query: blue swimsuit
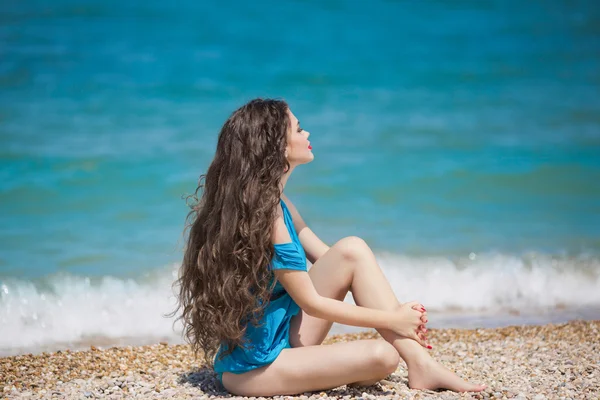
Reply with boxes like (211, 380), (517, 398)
(213, 198), (307, 384)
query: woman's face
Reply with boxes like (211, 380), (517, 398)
(285, 109), (314, 168)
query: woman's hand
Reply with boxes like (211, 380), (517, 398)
(389, 301), (430, 348)
(412, 303), (430, 347)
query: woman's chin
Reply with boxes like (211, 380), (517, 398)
(290, 154), (315, 167)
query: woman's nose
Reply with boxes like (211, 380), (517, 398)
(305, 130), (310, 138)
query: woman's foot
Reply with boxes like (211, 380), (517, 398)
(407, 358), (486, 392)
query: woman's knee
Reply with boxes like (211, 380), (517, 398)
(368, 341), (400, 375)
(333, 236), (371, 262)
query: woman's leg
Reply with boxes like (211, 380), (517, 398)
(289, 236), (485, 392)
(222, 339), (399, 396)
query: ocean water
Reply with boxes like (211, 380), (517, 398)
(1, 0), (599, 356)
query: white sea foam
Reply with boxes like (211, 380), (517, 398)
(0, 266), (185, 355)
(374, 251), (600, 312)
(1, 252), (599, 355)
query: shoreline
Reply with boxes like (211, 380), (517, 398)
(1, 320), (598, 399)
(5, 307), (600, 358)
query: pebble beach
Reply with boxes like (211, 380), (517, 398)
(1, 320), (598, 400)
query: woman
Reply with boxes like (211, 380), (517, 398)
(174, 99), (486, 396)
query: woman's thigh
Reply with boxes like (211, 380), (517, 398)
(222, 339), (399, 396)
(289, 238), (357, 347)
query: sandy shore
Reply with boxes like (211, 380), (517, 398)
(1, 320), (598, 399)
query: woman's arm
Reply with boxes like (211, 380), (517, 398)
(275, 268), (394, 330)
(281, 194), (330, 264)
(275, 268), (424, 343)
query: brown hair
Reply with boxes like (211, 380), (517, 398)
(170, 98), (291, 366)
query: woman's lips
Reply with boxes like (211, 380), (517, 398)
(308, 145), (312, 150)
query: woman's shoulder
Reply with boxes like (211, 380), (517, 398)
(280, 193), (294, 211)
(272, 202), (291, 245)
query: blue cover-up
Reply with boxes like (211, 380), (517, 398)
(213, 198), (307, 384)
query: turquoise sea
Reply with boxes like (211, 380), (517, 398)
(1, 0), (599, 355)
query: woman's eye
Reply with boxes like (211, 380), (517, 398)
(297, 127), (303, 133)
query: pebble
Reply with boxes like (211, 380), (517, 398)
(1, 320), (599, 399)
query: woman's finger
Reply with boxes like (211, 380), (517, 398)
(416, 331), (432, 349)
(410, 302), (425, 312)
(415, 315), (424, 326)
(412, 332), (427, 348)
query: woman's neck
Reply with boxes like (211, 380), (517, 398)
(279, 166), (294, 195)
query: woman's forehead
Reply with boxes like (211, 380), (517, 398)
(287, 109), (298, 125)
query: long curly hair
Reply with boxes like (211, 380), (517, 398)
(171, 98), (292, 367)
